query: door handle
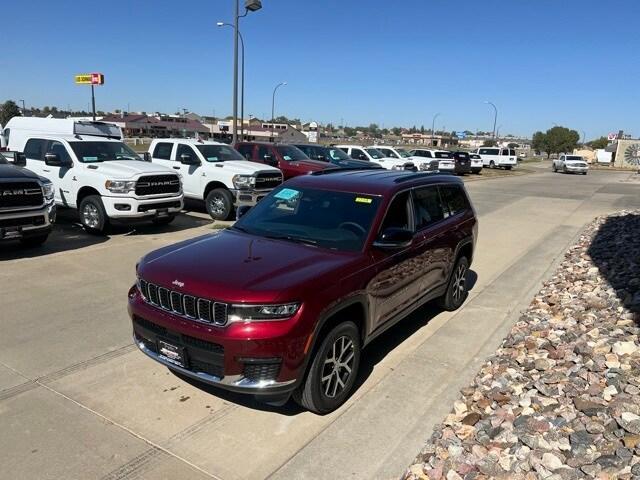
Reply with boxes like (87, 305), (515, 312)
(172, 166), (181, 170)
(43, 169), (51, 173)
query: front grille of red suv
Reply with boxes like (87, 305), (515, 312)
(139, 279), (228, 326)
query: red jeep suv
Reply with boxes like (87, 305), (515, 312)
(235, 142), (328, 179)
(129, 170), (477, 413)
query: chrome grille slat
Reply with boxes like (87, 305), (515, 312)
(138, 279), (228, 326)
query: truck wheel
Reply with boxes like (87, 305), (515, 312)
(79, 195), (109, 234)
(293, 321), (361, 415)
(205, 188), (233, 221)
(489, 161), (496, 169)
(20, 234), (49, 247)
(505, 166), (512, 170)
(438, 256), (469, 311)
(152, 215), (176, 226)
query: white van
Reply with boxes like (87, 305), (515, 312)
(5, 117), (183, 233)
(148, 139), (282, 220)
(474, 147), (517, 169)
(334, 145), (416, 170)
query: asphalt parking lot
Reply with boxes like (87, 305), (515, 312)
(1, 167), (638, 480)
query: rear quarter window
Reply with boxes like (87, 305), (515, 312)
(440, 184), (469, 216)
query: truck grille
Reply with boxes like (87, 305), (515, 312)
(254, 172), (283, 190)
(0, 182), (44, 209)
(135, 175), (181, 196)
(139, 279), (228, 326)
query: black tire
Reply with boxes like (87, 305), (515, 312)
(79, 195), (109, 234)
(293, 321), (361, 414)
(489, 160), (496, 169)
(582, 172), (588, 175)
(205, 188), (234, 221)
(20, 234), (49, 247)
(438, 256), (469, 311)
(505, 166), (512, 170)
(152, 215), (176, 226)
(553, 164), (557, 172)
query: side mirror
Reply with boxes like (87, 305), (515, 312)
(359, 154), (368, 161)
(180, 153), (200, 165)
(142, 152), (152, 162)
(316, 154), (327, 161)
(45, 153), (71, 167)
(373, 228), (413, 250)
(236, 205), (252, 220)
(13, 152), (26, 166)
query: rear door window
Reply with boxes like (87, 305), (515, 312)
(153, 142), (173, 160)
(413, 186), (446, 230)
(24, 138), (47, 160)
(440, 184), (469, 217)
(509, 149), (516, 156)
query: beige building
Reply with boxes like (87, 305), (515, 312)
(606, 139), (640, 169)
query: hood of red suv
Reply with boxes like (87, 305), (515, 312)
(138, 230), (360, 304)
(288, 159), (328, 171)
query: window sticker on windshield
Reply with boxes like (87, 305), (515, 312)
(83, 156), (98, 162)
(275, 188), (300, 200)
(355, 197), (373, 204)
(283, 155), (292, 161)
(207, 157), (219, 161)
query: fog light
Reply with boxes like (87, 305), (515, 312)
(114, 204), (132, 211)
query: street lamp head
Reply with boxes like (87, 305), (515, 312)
(245, 0), (262, 12)
(282, 82), (288, 86)
(216, 22), (224, 27)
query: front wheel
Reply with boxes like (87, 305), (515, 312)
(293, 321), (361, 414)
(20, 234), (49, 247)
(438, 256), (469, 311)
(489, 161), (496, 169)
(553, 164), (557, 172)
(79, 195), (109, 234)
(205, 188), (233, 221)
(505, 166), (512, 170)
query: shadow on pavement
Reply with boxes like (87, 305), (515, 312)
(172, 269), (479, 416)
(587, 212), (640, 322)
(0, 209), (211, 261)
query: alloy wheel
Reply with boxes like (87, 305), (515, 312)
(209, 195), (226, 216)
(452, 263), (467, 303)
(82, 203), (100, 228)
(321, 335), (355, 398)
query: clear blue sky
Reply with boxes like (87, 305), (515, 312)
(2, 0), (639, 139)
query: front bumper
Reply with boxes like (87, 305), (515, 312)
(102, 194), (184, 219)
(128, 287), (307, 396)
(0, 202), (56, 240)
(230, 188), (272, 207)
(565, 165), (589, 173)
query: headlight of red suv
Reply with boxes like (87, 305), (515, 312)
(227, 303), (300, 323)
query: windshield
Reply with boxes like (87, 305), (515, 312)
(435, 151), (453, 159)
(395, 148), (411, 158)
(365, 148), (385, 159)
(0, 153), (7, 164)
(567, 156), (584, 161)
(327, 148), (351, 161)
(196, 144), (245, 162)
(234, 186), (381, 252)
(69, 141), (141, 163)
(276, 145), (308, 161)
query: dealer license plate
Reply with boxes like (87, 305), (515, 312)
(158, 340), (186, 367)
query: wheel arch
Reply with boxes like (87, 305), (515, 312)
(204, 181), (230, 198)
(76, 186), (101, 206)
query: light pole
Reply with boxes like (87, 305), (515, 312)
(226, 0), (262, 145)
(218, 22), (245, 140)
(581, 130), (586, 145)
(271, 81), (287, 123)
(484, 101), (498, 138)
(431, 113), (441, 146)
(19, 99), (25, 115)
(496, 125), (503, 139)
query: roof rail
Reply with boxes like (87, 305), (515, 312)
(393, 171), (457, 183)
(310, 167), (383, 176)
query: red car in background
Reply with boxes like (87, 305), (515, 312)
(235, 142), (328, 179)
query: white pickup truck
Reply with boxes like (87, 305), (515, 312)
(148, 139), (283, 220)
(334, 145), (416, 170)
(4, 117), (184, 233)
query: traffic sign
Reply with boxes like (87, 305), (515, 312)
(75, 73), (104, 85)
(456, 131), (466, 139)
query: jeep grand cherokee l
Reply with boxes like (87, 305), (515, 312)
(129, 170), (477, 413)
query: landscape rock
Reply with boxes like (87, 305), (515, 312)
(401, 211), (640, 480)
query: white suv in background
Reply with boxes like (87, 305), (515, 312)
(469, 153), (483, 174)
(374, 146), (422, 163)
(148, 139), (283, 220)
(474, 147), (517, 169)
(335, 145), (416, 170)
(552, 154), (589, 175)
(408, 149), (455, 172)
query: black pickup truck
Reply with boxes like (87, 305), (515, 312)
(0, 152), (56, 246)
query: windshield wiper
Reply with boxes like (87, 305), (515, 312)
(263, 233), (317, 246)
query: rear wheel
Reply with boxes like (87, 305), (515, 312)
(438, 256), (469, 311)
(489, 160), (496, 169)
(505, 166), (512, 170)
(553, 163), (557, 172)
(79, 195), (109, 234)
(293, 321), (361, 414)
(205, 188), (233, 221)
(20, 234), (48, 247)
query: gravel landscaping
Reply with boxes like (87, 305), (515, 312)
(402, 210), (640, 480)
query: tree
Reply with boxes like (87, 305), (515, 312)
(392, 127), (402, 136)
(482, 139), (497, 147)
(507, 142), (518, 149)
(0, 100), (21, 126)
(343, 126), (356, 137)
(544, 126), (580, 156)
(420, 125), (425, 134)
(587, 137), (609, 149)
(531, 131), (547, 155)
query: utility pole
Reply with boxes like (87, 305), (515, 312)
(485, 101), (498, 138)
